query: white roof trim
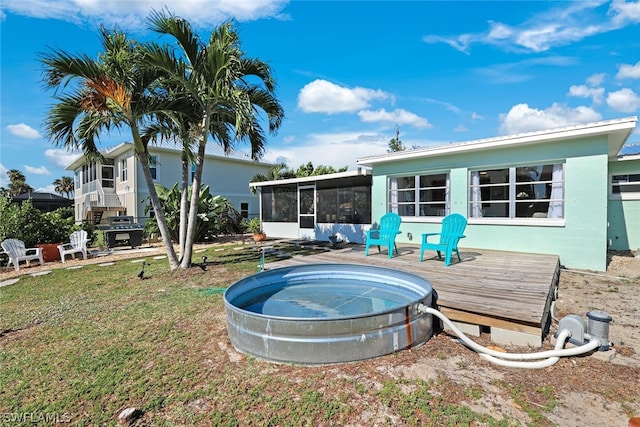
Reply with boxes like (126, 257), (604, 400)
(617, 154), (640, 161)
(357, 116), (638, 166)
(66, 141), (274, 170)
(249, 168), (371, 188)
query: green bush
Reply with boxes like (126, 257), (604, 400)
(143, 183), (245, 243)
(0, 196), (81, 247)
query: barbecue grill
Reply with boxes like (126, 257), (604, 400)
(97, 216), (144, 249)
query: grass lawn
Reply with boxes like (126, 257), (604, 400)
(0, 242), (566, 426)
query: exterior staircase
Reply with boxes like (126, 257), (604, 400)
(82, 184), (126, 224)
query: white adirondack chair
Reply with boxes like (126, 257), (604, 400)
(1, 239), (45, 271)
(57, 230), (90, 263)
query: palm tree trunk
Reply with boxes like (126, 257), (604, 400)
(137, 149), (180, 270)
(178, 152), (189, 260)
(180, 111), (212, 269)
(180, 135), (207, 269)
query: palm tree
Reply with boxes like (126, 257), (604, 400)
(145, 11), (285, 268)
(53, 176), (74, 198)
(7, 169), (27, 183)
(40, 26), (180, 269)
(249, 162), (294, 194)
(6, 169), (33, 196)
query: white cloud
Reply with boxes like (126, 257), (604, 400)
(424, 1), (638, 54)
(24, 165), (51, 175)
(587, 73), (606, 86)
(499, 103), (602, 135)
(36, 184), (56, 193)
(297, 80), (390, 114)
(609, 0), (640, 26)
(471, 112), (484, 121)
(476, 56), (577, 84)
(6, 123), (41, 139)
(568, 84), (605, 104)
(263, 131), (389, 170)
(616, 61), (640, 79)
(44, 148), (81, 168)
(358, 109), (431, 129)
(2, 0), (290, 29)
(606, 88), (640, 112)
(0, 163), (8, 187)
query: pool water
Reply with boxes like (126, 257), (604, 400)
(237, 280), (416, 318)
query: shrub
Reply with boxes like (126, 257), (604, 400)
(143, 183), (245, 243)
(0, 196), (80, 246)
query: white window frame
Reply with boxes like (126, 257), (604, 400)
(388, 172), (450, 219)
(610, 172), (640, 200)
(469, 163), (565, 224)
(120, 159), (128, 182)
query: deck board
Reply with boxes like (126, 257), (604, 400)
(267, 243), (559, 340)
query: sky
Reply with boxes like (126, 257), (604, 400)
(1, 0), (640, 194)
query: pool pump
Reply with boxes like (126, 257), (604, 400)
(557, 311), (613, 351)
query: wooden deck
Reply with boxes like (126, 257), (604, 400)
(267, 243), (560, 346)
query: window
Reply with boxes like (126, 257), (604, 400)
(611, 173), (640, 198)
(82, 162), (97, 184)
(74, 171), (80, 190)
(262, 185), (297, 222)
(240, 202), (249, 219)
(120, 159), (128, 182)
(388, 173), (449, 217)
(101, 165), (114, 188)
(469, 163), (564, 219)
(316, 185), (371, 224)
(191, 162), (196, 182)
(150, 155), (158, 180)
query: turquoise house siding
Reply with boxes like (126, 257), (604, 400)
(608, 158), (640, 252)
(361, 117), (638, 272)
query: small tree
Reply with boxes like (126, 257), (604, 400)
(387, 125), (405, 152)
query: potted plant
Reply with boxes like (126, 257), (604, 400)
(247, 217), (267, 242)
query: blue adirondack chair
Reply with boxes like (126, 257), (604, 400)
(365, 212), (402, 258)
(419, 213), (467, 266)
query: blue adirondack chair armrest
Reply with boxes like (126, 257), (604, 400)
(421, 232), (441, 241)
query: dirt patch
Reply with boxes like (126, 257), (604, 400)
(388, 251), (640, 425)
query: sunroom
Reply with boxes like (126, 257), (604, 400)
(249, 169), (372, 243)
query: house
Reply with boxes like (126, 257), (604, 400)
(65, 142), (274, 226)
(356, 116), (639, 272)
(249, 168), (372, 243)
(12, 191), (73, 212)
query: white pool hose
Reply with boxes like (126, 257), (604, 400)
(417, 304), (601, 369)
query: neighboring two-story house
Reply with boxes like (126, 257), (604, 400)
(65, 142), (274, 226)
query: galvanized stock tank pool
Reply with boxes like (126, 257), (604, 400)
(223, 263), (434, 364)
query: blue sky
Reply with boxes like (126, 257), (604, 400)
(1, 0), (640, 193)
